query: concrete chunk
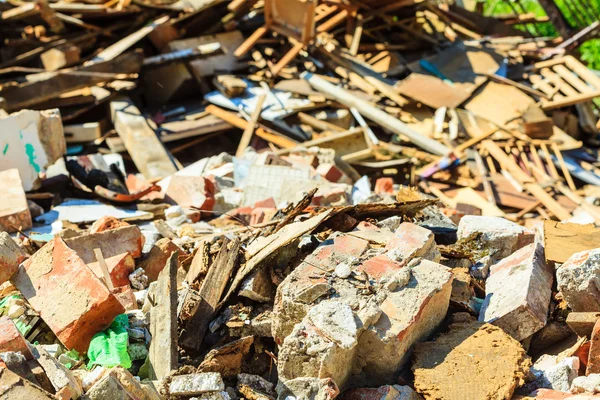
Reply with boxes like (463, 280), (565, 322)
(275, 377), (339, 400)
(339, 385), (423, 400)
(168, 373), (225, 396)
(12, 237), (125, 352)
(557, 248), (600, 312)
(457, 216), (535, 262)
(33, 346), (83, 399)
(0, 109), (65, 191)
(479, 241), (553, 341)
(412, 321), (531, 400)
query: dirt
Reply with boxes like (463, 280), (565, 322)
(412, 320), (531, 400)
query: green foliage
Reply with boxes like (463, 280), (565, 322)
(483, 0), (600, 70)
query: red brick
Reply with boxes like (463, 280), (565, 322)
(358, 254), (403, 280)
(254, 198), (277, 209)
(12, 237), (125, 353)
(333, 235), (370, 258)
(374, 178), (394, 195)
(166, 176), (215, 211)
(139, 238), (180, 282)
(588, 318), (600, 375)
(317, 163), (343, 183)
(87, 252), (135, 288)
(0, 316), (33, 360)
(64, 225), (144, 263)
(112, 286), (138, 311)
(355, 221), (379, 231)
(250, 207), (277, 226)
(89, 216), (130, 234)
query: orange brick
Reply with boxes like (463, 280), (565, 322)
(374, 178), (394, 195)
(89, 216), (130, 234)
(139, 238), (180, 282)
(112, 286), (138, 311)
(12, 237), (125, 353)
(87, 252), (135, 288)
(0, 316), (33, 360)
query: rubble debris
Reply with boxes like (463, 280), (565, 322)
(2, 1), (600, 399)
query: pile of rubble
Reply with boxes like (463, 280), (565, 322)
(3, 0), (600, 399)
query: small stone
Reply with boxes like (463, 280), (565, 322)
(169, 373), (225, 396)
(335, 263), (352, 279)
(129, 268), (149, 290)
(571, 374), (600, 394)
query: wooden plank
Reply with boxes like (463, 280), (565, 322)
(0, 51), (143, 112)
(186, 241), (209, 284)
(236, 95), (266, 158)
(483, 140), (571, 221)
(206, 105), (297, 149)
(544, 220), (600, 264)
(110, 98), (178, 179)
(93, 248), (114, 291)
(221, 209), (334, 307)
(90, 16), (170, 64)
(553, 64), (593, 94)
(485, 73), (549, 99)
(64, 122), (103, 143)
(540, 68), (578, 97)
(180, 237), (241, 351)
(149, 253), (178, 380)
(565, 55), (600, 90)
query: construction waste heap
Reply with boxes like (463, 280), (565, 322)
(3, 0), (600, 399)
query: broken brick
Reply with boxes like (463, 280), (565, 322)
(0, 316), (33, 360)
(0, 232), (28, 284)
(87, 252), (135, 288)
(64, 225), (145, 264)
(12, 237), (125, 353)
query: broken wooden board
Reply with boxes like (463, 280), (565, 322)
(465, 81), (536, 127)
(528, 56), (600, 110)
(168, 31), (246, 83)
(221, 209), (334, 306)
(0, 51), (143, 112)
(110, 98), (178, 180)
(544, 220), (600, 264)
(277, 128), (370, 158)
(180, 237), (241, 351)
(149, 252), (178, 380)
(395, 73), (472, 109)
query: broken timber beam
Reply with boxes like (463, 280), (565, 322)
(0, 50), (143, 112)
(110, 98), (178, 180)
(180, 237), (241, 351)
(302, 72), (450, 156)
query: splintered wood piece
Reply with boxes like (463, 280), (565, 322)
(234, 25), (269, 57)
(206, 104), (297, 149)
(270, 41), (304, 77)
(552, 143), (577, 191)
(180, 237), (241, 351)
(93, 248), (114, 290)
(237, 94), (266, 157)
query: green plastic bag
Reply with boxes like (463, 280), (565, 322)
(87, 314), (132, 369)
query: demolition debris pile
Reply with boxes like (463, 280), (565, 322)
(2, 0), (600, 399)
